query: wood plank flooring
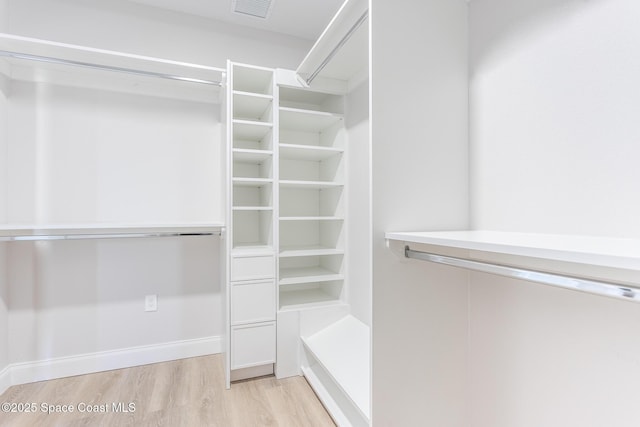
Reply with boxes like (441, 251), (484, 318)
(0, 354), (335, 426)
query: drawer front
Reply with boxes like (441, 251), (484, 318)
(231, 280), (276, 325)
(231, 255), (275, 282)
(231, 322), (276, 369)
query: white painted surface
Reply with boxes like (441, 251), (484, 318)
(8, 335), (220, 388)
(230, 321), (276, 369)
(127, 0), (344, 41)
(4, 0), (311, 69)
(230, 254), (275, 282)
(470, 0), (640, 239)
(345, 76), (371, 327)
(386, 230), (640, 271)
(467, 1), (640, 426)
(230, 280), (276, 325)
(7, 82), (221, 224)
(7, 237), (220, 364)
(371, 0), (469, 426)
(0, 243), (7, 388)
(302, 315), (370, 418)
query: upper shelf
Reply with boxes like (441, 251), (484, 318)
(296, 0), (368, 87)
(385, 230), (640, 271)
(0, 33), (225, 103)
(0, 223), (224, 241)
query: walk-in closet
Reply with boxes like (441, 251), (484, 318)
(2, 0), (640, 426)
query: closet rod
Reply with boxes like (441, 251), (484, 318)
(305, 10), (368, 85)
(404, 246), (640, 303)
(3, 231), (222, 242)
(0, 50), (223, 86)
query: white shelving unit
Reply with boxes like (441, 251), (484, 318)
(225, 62), (278, 385)
(278, 84), (346, 311)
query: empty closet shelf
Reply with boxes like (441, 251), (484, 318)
(232, 177), (273, 186)
(233, 148), (273, 162)
(232, 91), (273, 122)
(279, 107), (343, 132)
(233, 120), (273, 140)
(280, 245), (345, 257)
(302, 315), (370, 420)
(279, 144), (343, 161)
(232, 206), (273, 211)
(279, 267), (343, 285)
(279, 288), (342, 310)
(280, 216), (343, 221)
(279, 180), (343, 189)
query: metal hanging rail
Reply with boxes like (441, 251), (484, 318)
(0, 49), (223, 86)
(1, 230), (223, 242)
(404, 245), (640, 303)
(305, 10), (368, 85)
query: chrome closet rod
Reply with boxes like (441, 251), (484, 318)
(404, 246), (640, 303)
(305, 10), (368, 85)
(0, 50), (223, 86)
(1, 231), (222, 242)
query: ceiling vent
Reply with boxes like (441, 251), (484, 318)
(232, 0), (274, 19)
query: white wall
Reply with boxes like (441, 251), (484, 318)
(468, 1), (640, 426)
(5, 0), (311, 69)
(346, 75), (371, 327)
(0, 65), (8, 384)
(7, 82), (219, 224)
(8, 237), (219, 362)
(371, 0), (469, 425)
(470, 0), (640, 238)
(0, 0), (309, 387)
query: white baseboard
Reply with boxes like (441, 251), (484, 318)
(0, 335), (220, 394)
(0, 364), (11, 397)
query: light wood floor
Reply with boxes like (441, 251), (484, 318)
(0, 354), (335, 426)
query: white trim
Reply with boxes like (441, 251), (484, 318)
(0, 336), (220, 393)
(0, 364), (11, 396)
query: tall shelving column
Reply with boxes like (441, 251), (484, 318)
(277, 86), (346, 310)
(226, 62), (278, 383)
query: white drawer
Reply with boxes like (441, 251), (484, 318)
(231, 255), (275, 281)
(231, 322), (276, 369)
(231, 280), (276, 325)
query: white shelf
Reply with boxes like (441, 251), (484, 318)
(279, 107), (343, 132)
(233, 120), (273, 141)
(279, 144), (344, 161)
(0, 223), (224, 241)
(232, 206), (273, 211)
(231, 245), (274, 256)
(279, 288), (342, 310)
(279, 266), (343, 285)
(280, 245), (345, 258)
(233, 148), (273, 163)
(301, 315), (370, 421)
(232, 177), (273, 187)
(280, 180), (343, 189)
(233, 91), (273, 122)
(385, 230), (640, 271)
(280, 216), (343, 222)
(0, 33), (224, 103)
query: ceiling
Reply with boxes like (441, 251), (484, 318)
(126, 0), (346, 40)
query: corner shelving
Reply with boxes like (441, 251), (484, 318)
(225, 62), (278, 385)
(277, 84), (346, 313)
